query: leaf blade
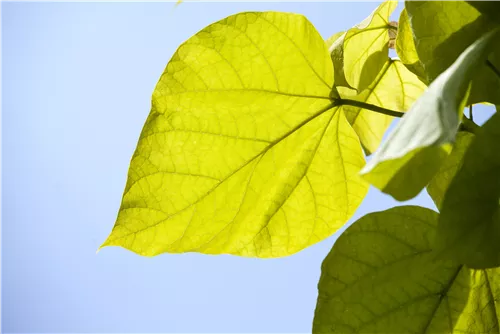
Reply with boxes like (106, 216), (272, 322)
(436, 112), (500, 268)
(339, 59), (427, 155)
(101, 11), (369, 257)
(361, 27), (500, 201)
(313, 205), (500, 333)
(406, 1), (500, 105)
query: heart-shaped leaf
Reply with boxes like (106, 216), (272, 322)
(101, 12), (368, 257)
(314, 205), (500, 333)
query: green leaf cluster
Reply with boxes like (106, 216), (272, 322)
(100, 1), (500, 332)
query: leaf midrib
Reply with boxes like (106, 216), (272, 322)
(111, 102), (338, 241)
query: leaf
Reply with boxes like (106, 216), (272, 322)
(395, 9), (427, 83)
(427, 131), (474, 210)
(466, 1), (500, 24)
(325, 31), (345, 50)
(338, 59), (427, 155)
(313, 206), (500, 334)
(406, 1), (500, 105)
(436, 112), (500, 268)
(330, 1), (397, 91)
(101, 12), (368, 258)
(361, 27), (500, 201)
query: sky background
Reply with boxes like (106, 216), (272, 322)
(2, 2), (496, 333)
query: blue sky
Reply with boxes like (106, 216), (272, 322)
(2, 2), (495, 333)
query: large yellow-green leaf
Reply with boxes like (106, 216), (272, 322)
(436, 112), (500, 268)
(330, 1), (397, 91)
(361, 27), (500, 201)
(313, 206), (500, 333)
(406, 1), (500, 105)
(339, 59), (426, 155)
(427, 131), (474, 210)
(101, 12), (368, 258)
(395, 8), (426, 83)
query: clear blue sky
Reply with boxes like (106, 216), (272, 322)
(2, 2), (495, 333)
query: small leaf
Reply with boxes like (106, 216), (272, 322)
(427, 131), (474, 210)
(339, 59), (426, 155)
(436, 112), (500, 268)
(406, 1), (500, 104)
(395, 8), (427, 83)
(313, 206), (500, 334)
(101, 12), (369, 258)
(361, 27), (500, 201)
(330, 1), (397, 91)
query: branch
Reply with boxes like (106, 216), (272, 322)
(338, 99), (405, 118)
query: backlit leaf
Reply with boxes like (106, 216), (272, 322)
(313, 206), (500, 333)
(361, 27), (500, 201)
(330, 1), (397, 91)
(339, 59), (426, 155)
(406, 1), (500, 104)
(101, 12), (368, 258)
(436, 112), (500, 268)
(325, 31), (344, 50)
(427, 131), (474, 210)
(395, 8), (426, 83)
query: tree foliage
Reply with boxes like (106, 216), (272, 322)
(101, 1), (500, 332)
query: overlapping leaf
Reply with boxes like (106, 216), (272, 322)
(338, 59), (426, 155)
(467, 2), (500, 24)
(427, 132), (474, 210)
(329, 1), (397, 91)
(314, 206), (500, 334)
(436, 112), (500, 268)
(325, 31), (344, 50)
(361, 27), (500, 201)
(406, 1), (500, 104)
(101, 12), (368, 258)
(395, 9), (426, 83)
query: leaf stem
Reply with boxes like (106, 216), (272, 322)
(459, 114), (480, 134)
(486, 60), (500, 79)
(338, 99), (405, 118)
(469, 104), (473, 122)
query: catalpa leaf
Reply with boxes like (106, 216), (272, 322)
(101, 12), (368, 258)
(406, 1), (500, 104)
(330, 1), (397, 91)
(395, 9), (426, 83)
(427, 131), (474, 210)
(313, 206), (500, 334)
(361, 27), (500, 201)
(436, 111), (500, 269)
(339, 59), (426, 155)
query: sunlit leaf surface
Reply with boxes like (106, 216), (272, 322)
(406, 1), (500, 104)
(339, 59), (426, 155)
(314, 206), (500, 333)
(361, 28), (500, 201)
(102, 12), (368, 257)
